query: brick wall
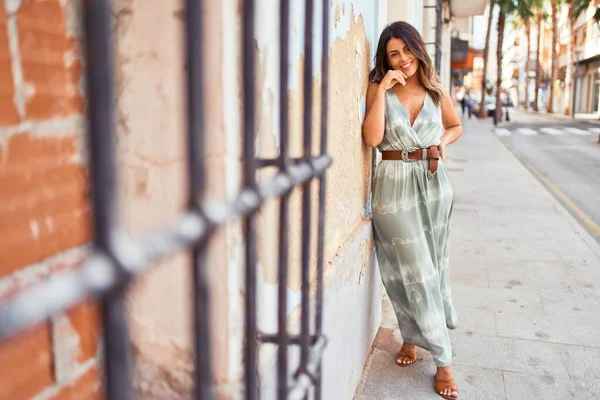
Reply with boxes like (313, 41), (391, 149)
(0, 1), (102, 399)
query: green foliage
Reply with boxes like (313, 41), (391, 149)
(573, 0), (592, 20)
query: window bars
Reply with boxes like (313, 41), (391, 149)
(0, 0), (331, 399)
(424, 0), (444, 74)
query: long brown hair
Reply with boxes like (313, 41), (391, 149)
(369, 21), (444, 105)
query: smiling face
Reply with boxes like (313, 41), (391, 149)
(386, 37), (419, 78)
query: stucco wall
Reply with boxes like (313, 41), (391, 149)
(114, 0), (236, 397)
(252, 1), (384, 398)
(112, 0), (385, 398)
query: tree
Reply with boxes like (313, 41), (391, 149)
(495, 0), (518, 124)
(479, 0), (496, 118)
(532, 6), (547, 112)
(513, 0), (541, 110)
(546, 0), (559, 113)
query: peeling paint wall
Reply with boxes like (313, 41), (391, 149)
(0, 0), (457, 398)
(251, 0), (385, 398)
(109, 0), (389, 397)
(113, 0), (235, 397)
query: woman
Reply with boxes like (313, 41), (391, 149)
(362, 21), (462, 399)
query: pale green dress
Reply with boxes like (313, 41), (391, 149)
(372, 89), (459, 367)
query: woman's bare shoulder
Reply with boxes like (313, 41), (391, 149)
(439, 91), (454, 106)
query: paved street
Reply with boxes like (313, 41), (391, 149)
(493, 110), (600, 242)
(355, 116), (600, 399)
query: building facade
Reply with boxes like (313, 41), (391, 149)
(503, 1), (600, 117)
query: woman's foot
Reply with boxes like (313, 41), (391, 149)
(395, 342), (417, 366)
(435, 366), (458, 399)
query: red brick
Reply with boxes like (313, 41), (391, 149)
(17, 0), (83, 120)
(0, 132), (91, 277)
(49, 364), (103, 400)
(65, 300), (101, 363)
(0, 323), (54, 400)
(0, 4), (19, 126)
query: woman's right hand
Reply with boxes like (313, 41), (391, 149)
(379, 69), (407, 91)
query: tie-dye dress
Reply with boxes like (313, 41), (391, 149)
(372, 89), (459, 367)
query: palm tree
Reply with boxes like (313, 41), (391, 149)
(532, 6), (547, 111)
(564, 0), (593, 115)
(511, 2), (536, 110)
(522, 19), (532, 110)
(495, 0), (518, 124)
(479, 0), (496, 118)
(525, 1), (545, 110)
(546, 0), (560, 113)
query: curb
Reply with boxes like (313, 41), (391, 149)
(518, 108), (600, 126)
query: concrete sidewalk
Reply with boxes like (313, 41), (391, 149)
(501, 107), (600, 126)
(354, 117), (600, 399)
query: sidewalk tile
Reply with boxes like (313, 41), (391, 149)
(495, 313), (582, 346)
(452, 365), (506, 400)
(450, 333), (569, 378)
(503, 371), (588, 400)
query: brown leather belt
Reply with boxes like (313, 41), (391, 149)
(381, 145), (440, 179)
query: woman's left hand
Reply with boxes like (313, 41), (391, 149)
(438, 141), (447, 163)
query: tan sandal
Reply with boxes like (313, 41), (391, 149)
(395, 344), (417, 366)
(434, 378), (458, 399)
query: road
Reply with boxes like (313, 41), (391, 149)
(492, 119), (600, 242)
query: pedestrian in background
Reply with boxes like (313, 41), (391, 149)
(466, 95), (473, 119)
(361, 20), (463, 400)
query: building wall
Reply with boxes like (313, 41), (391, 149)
(0, 0), (103, 399)
(388, 0), (423, 32)
(253, 1), (385, 398)
(0, 0), (454, 399)
(1, 0), (387, 399)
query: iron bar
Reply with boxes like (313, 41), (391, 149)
(314, 1), (330, 398)
(316, 0), (329, 342)
(435, 0), (442, 74)
(83, 0), (133, 398)
(242, 0), (258, 398)
(259, 333), (319, 345)
(287, 335), (328, 400)
(300, 0), (315, 385)
(184, 0), (206, 205)
(101, 293), (133, 400)
(183, 0), (214, 398)
(256, 157), (303, 168)
(277, 0), (291, 399)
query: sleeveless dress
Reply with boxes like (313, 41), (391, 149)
(372, 88), (459, 367)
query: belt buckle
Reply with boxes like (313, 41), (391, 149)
(421, 148), (427, 160)
(401, 146), (419, 163)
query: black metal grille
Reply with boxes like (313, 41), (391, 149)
(0, 1), (331, 399)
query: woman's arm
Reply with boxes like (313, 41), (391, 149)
(362, 83), (387, 147)
(439, 92), (462, 162)
(362, 71), (406, 147)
